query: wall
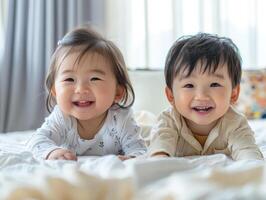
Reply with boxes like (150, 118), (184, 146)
(129, 70), (169, 115)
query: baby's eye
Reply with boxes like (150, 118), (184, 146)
(210, 82), (221, 87)
(64, 78), (74, 82)
(90, 77), (101, 81)
(183, 84), (194, 88)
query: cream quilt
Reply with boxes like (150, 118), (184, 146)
(0, 118), (266, 200)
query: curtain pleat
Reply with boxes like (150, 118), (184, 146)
(0, 0), (104, 132)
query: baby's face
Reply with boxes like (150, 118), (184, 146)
(167, 63), (239, 133)
(52, 51), (122, 122)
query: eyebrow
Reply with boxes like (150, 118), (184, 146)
(179, 73), (225, 80)
(212, 73), (225, 79)
(90, 68), (106, 75)
(61, 69), (74, 74)
(61, 67), (107, 75)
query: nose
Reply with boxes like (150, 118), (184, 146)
(194, 87), (210, 101)
(75, 81), (90, 94)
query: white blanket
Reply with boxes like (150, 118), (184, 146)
(0, 119), (266, 200)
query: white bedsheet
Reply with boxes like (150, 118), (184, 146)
(0, 119), (266, 200)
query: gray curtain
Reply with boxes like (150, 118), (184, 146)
(0, 0), (104, 132)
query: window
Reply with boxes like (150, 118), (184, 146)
(105, 0), (266, 70)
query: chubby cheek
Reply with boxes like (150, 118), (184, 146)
(55, 94), (68, 107)
(215, 89), (232, 103)
(98, 88), (116, 103)
(54, 85), (72, 104)
(100, 81), (117, 96)
(172, 90), (191, 106)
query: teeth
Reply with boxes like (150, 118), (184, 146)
(79, 101), (88, 104)
(196, 106), (209, 109)
(193, 106), (212, 111)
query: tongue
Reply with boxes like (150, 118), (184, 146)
(75, 101), (92, 107)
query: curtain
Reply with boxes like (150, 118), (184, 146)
(0, 0), (104, 132)
(0, 0), (7, 58)
(105, 0), (266, 70)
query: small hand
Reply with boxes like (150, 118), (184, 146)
(151, 152), (170, 158)
(117, 155), (136, 161)
(47, 148), (77, 161)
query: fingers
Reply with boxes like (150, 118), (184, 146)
(64, 152), (77, 161)
(118, 155), (127, 161)
(151, 152), (170, 157)
(47, 149), (77, 161)
(118, 155), (135, 161)
(57, 156), (66, 160)
(153, 154), (169, 158)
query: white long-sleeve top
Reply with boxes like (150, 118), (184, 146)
(148, 106), (264, 160)
(27, 105), (146, 159)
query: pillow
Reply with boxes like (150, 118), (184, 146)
(236, 69), (266, 119)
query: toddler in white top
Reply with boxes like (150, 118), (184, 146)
(27, 27), (146, 160)
(148, 33), (263, 160)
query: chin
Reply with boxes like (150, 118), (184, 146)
(201, 118), (220, 126)
(197, 121), (215, 126)
(73, 114), (92, 121)
(191, 117), (218, 125)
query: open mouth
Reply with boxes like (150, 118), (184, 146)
(73, 100), (94, 107)
(192, 106), (214, 113)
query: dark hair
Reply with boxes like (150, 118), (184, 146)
(46, 26), (134, 112)
(164, 33), (242, 90)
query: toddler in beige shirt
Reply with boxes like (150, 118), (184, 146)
(148, 33), (263, 161)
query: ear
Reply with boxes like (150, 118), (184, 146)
(114, 85), (125, 103)
(165, 86), (175, 105)
(51, 85), (56, 97)
(230, 84), (240, 104)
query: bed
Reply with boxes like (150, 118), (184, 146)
(1, 70), (266, 199)
(0, 117), (266, 200)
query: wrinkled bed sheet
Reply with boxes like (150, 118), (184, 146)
(0, 119), (266, 200)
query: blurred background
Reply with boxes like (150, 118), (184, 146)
(0, 0), (266, 132)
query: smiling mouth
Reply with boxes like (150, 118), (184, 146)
(73, 101), (94, 107)
(192, 106), (214, 112)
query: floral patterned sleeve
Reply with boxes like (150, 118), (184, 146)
(119, 108), (147, 157)
(26, 106), (68, 159)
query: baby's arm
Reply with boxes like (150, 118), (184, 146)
(228, 118), (264, 160)
(118, 109), (147, 159)
(147, 111), (179, 157)
(26, 107), (71, 160)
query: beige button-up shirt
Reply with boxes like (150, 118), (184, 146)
(148, 106), (263, 160)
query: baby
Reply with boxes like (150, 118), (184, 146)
(148, 33), (263, 160)
(27, 26), (146, 160)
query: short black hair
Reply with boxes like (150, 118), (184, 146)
(164, 33), (242, 90)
